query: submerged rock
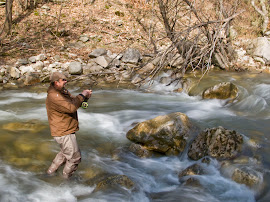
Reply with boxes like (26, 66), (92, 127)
(126, 112), (192, 156)
(128, 143), (153, 158)
(232, 167), (263, 188)
(94, 175), (135, 192)
(2, 120), (47, 133)
(188, 126), (243, 160)
(202, 82), (238, 100)
(178, 164), (206, 178)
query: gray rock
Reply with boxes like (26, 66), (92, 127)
(79, 35), (89, 42)
(122, 48), (141, 64)
(10, 67), (20, 79)
(83, 63), (104, 74)
(94, 56), (111, 68)
(15, 59), (28, 67)
(53, 55), (61, 62)
(28, 56), (37, 63)
(19, 65), (34, 75)
(41, 5), (50, 10)
(32, 61), (44, 71)
(69, 61), (82, 75)
(250, 37), (270, 61)
(89, 48), (107, 58)
(0, 66), (6, 76)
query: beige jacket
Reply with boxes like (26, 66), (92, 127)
(46, 85), (84, 137)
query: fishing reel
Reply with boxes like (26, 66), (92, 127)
(81, 101), (88, 109)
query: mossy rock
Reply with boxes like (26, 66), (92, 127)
(202, 82), (238, 100)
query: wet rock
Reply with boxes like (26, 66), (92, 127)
(202, 82), (238, 100)
(89, 48), (107, 58)
(9, 157), (32, 166)
(122, 48), (141, 64)
(232, 167), (263, 188)
(188, 126), (243, 160)
(2, 120), (47, 133)
(183, 177), (202, 187)
(126, 112), (192, 155)
(14, 139), (37, 153)
(69, 61), (82, 75)
(178, 164), (206, 179)
(94, 175), (135, 192)
(24, 72), (41, 85)
(128, 143), (153, 158)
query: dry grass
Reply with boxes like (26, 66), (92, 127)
(0, 0), (262, 66)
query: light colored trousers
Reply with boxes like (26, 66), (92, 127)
(47, 133), (81, 178)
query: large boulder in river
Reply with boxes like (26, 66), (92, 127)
(188, 126), (243, 160)
(202, 82), (238, 100)
(126, 112), (192, 155)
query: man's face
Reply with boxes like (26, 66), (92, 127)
(54, 78), (67, 90)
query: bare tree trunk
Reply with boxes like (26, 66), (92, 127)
(251, 0), (269, 35)
(5, 0), (13, 35)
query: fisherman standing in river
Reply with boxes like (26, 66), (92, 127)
(46, 72), (92, 179)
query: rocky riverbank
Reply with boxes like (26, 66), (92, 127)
(1, 37), (270, 91)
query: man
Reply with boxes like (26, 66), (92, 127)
(46, 71), (92, 179)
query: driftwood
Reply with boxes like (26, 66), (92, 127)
(251, 0), (269, 35)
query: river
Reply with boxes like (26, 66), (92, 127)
(0, 71), (269, 202)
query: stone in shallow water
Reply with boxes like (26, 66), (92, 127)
(202, 82), (238, 100)
(2, 120), (47, 133)
(232, 167), (263, 188)
(188, 126), (243, 160)
(94, 175), (134, 192)
(126, 112), (192, 155)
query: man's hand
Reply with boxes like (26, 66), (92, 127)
(81, 89), (92, 99)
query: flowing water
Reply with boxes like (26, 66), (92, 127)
(0, 71), (270, 202)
